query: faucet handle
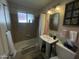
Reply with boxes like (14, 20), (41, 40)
(53, 36), (56, 40)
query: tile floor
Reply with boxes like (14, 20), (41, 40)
(14, 49), (44, 59)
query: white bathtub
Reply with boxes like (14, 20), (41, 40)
(56, 42), (76, 59)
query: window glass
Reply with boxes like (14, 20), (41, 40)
(28, 14), (34, 23)
(17, 12), (34, 23)
(17, 12), (27, 23)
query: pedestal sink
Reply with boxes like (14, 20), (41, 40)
(40, 35), (58, 44)
(40, 35), (58, 59)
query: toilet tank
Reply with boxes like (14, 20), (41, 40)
(56, 43), (76, 59)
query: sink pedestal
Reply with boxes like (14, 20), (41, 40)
(40, 35), (58, 59)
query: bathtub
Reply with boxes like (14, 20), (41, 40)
(56, 41), (76, 59)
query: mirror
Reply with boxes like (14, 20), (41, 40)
(49, 13), (60, 31)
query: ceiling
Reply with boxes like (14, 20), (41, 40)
(7, 0), (54, 12)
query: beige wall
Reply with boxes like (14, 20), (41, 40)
(47, 0), (74, 32)
(46, 0), (79, 39)
(57, 0), (79, 32)
(41, 0), (79, 36)
(45, 0), (79, 59)
(45, 0), (79, 48)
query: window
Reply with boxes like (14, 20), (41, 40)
(27, 13), (34, 23)
(17, 12), (34, 23)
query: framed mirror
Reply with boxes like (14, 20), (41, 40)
(49, 13), (60, 31)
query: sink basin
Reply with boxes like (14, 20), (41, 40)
(40, 35), (58, 44)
